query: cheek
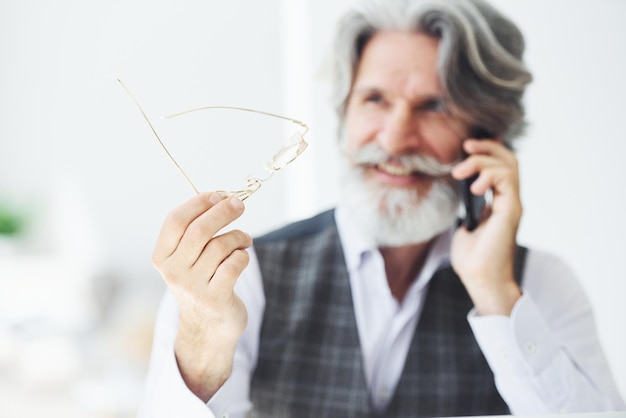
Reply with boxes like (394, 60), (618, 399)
(420, 124), (465, 162)
(344, 108), (382, 152)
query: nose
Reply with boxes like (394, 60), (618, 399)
(376, 104), (423, 156)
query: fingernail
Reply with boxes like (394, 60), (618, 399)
(209, 193), (224, 204)
(229, 196), (244, 210)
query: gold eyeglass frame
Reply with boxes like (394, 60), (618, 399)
(117, 79), (309, 200)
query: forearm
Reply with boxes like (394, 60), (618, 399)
(174, 331), (238, 402)
(140, 245), (264, 418)
(140, 262), (263, 418)
(463, 276), (522, 316)
(138, 292), (218, 418)
(470, 294), (625, 413)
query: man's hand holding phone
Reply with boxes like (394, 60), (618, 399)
(450, 138), (523, 316)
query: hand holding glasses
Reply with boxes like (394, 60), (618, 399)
(117, 79), (308, 200)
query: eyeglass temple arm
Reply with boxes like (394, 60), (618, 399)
(118, 79), (309, 200)
(163, 106), (309, 135)
(117, 79), (200, 195)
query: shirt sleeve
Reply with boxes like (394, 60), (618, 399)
(468, 250), (626, 414)
(137, 248), (265, 418)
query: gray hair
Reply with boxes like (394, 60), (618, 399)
(333, 0), (533, 147)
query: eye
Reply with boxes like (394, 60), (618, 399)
(420, 98), (449, 113)
(363, 92), (386, 105)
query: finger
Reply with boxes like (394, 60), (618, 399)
(463, 139), (516, 163)
(207, 249), (251, 300)
(452, 149), (518, 180)
(191, 229), (253, 278)
(452, 154), (499, 180)
(153, 192), (225, 261)
(471, 165), (519, 196)
(175, 196), (246, 264)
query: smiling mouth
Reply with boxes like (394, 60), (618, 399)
(376, 161), (422, 177)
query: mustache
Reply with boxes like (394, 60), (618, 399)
(346, 143), (459, 177)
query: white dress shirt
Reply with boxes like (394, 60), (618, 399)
(138, 207), (625, 418)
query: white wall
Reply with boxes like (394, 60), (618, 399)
(0, 0), (290, 281)
(0, 0), (624, 407)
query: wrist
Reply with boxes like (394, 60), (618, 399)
(174, 331), (238, 402)
(466, 279), (522, 316)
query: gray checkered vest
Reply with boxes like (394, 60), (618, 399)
(250, 210), (526, 417)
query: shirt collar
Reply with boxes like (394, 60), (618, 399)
(335, 204), (454, 285)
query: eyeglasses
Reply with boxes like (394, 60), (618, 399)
(117, 79), (309, 200)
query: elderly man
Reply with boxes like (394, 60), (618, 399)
(139, 0), (625, 417)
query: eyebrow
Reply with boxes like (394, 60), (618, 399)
(351, 86), (384, 96)
(352, 86), (448, 103)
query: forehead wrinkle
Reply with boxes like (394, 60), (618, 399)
(402, 72), (444, 103)
(354, 31), (444, 104)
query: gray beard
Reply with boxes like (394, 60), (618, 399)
(339, 162), (461, 247)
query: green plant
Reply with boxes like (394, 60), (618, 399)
(0, 206), (24, 236)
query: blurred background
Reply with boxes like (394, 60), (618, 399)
(0, 0), (625, 416)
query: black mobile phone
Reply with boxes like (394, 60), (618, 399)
(459, 128), (491, 231)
